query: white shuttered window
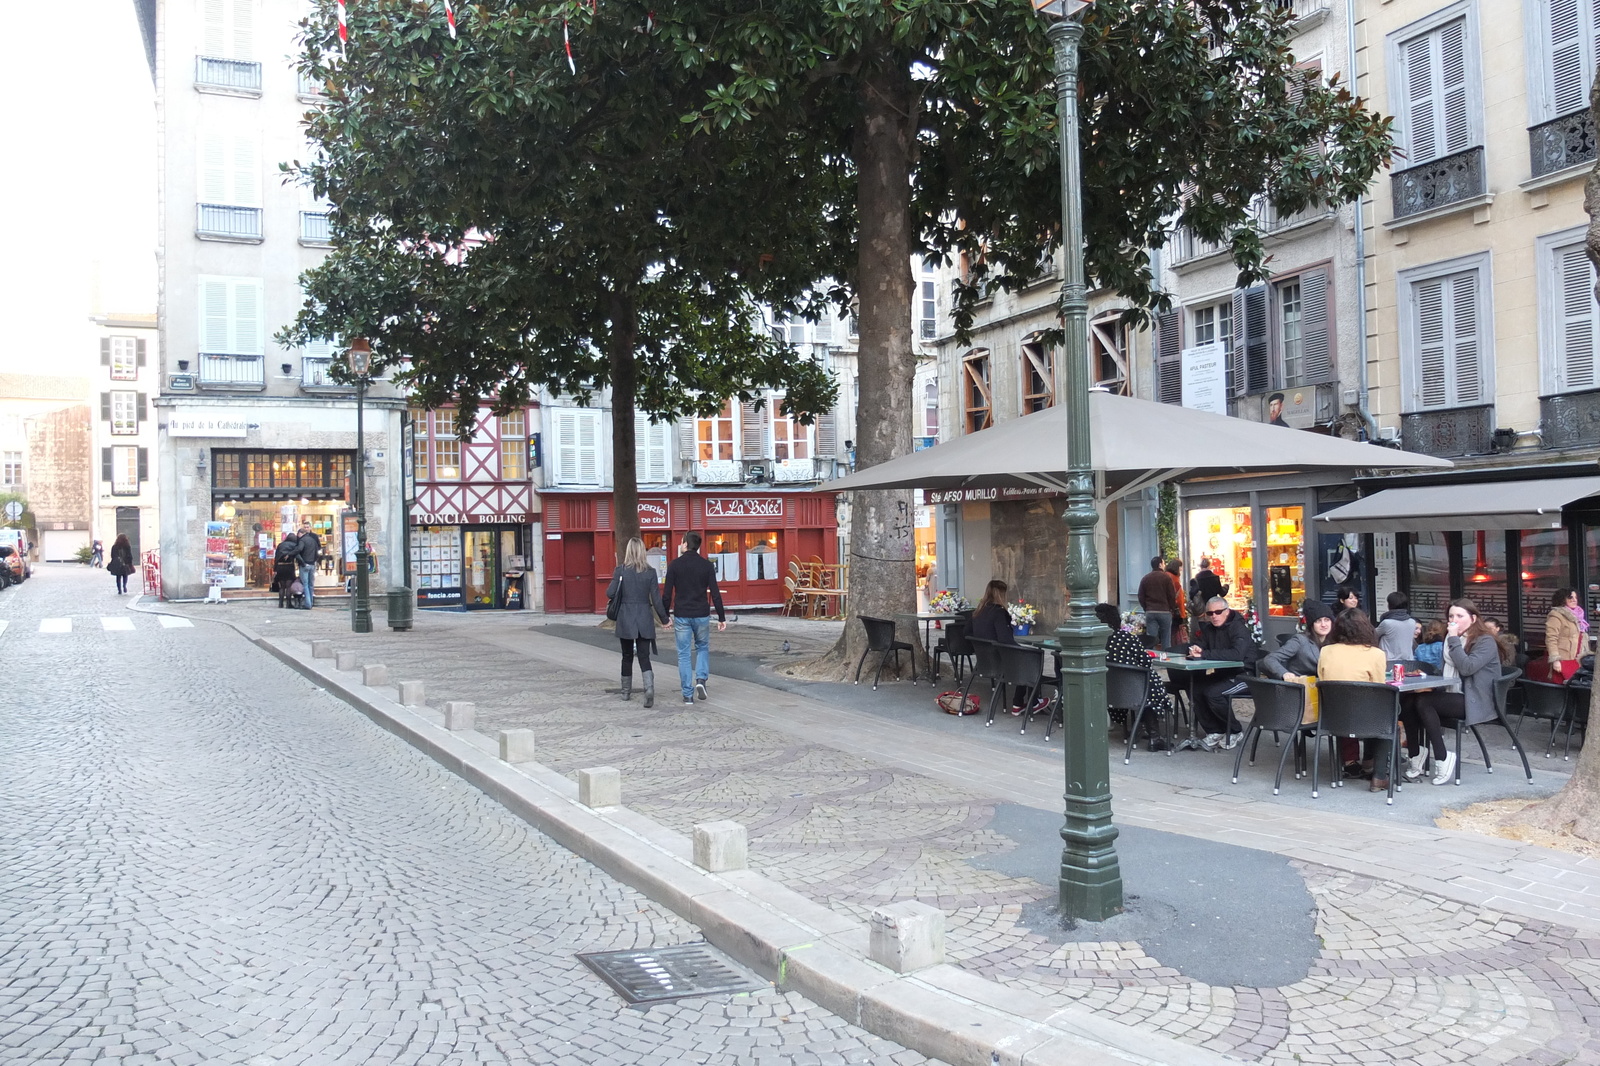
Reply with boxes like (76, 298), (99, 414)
(1393, 11), (1476, 165)
(1536, 0), (1600, 120)
(1539, 230), (1600, 393)
(634, 414), (671, 484)
(202, 0), (255, 59)
(553, 409), (601, 486)
(1401, 256), (1492, 412)
(199, 131), (260, 206)
(197, 276), (264, 354)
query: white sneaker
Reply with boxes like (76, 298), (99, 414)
(1431, 751), (1457, 785)
(1224, 732), (1244, 750)
(1402, 752), (1430, 782)
(1199, 733), (1223, 752)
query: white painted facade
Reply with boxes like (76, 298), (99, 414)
(90, 313), (162, 561)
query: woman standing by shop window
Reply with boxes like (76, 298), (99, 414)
(607, 537), (669, 708)
(1545, 589), (1585, 682)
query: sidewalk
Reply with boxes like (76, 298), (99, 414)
(147, 598), (1600, 1065)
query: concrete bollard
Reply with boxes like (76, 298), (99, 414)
(335, 650), (358, 671)
(869, 901), (945, 973)
(396, 680), (425, 706)
(443, 701), (475, 731)
(311, 639), (334, 659)
(692, 820), (748, 873)
(498, 729), (537, 764)
(577, 766), (621, 808)
(362, 664), (389, 687)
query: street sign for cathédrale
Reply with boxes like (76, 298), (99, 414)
(166, 410), (249, 437)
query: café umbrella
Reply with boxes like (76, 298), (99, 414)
(819, 390), (1450, 502)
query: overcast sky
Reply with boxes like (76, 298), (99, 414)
(0, 0), (158, 378)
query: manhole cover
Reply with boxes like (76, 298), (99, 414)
(578, 942), (766, 1004)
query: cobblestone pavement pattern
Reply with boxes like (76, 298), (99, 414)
(170, 591), (1600, 1066)
(0, 567), (940, 1066)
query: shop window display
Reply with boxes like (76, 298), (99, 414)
(1521, 528), (1570, 650)
(1461, 530), (1508, 622)
(210, 499), (342, 591)
(743, 532), (779, 582)
(410, 527), (463, 595)
(1263, 507), (1304, 616)
(1187, 507), (1252, 611)
(704, 532), (741, 583)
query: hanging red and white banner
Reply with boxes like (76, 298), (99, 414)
(336, 0), (348, 46)
(443, 0), (456, 38)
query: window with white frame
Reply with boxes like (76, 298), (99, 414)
(198, 129), (260, 208)
(1538, 227), (1600, 394)
(411, 409), (430, 483)
(201, 0), (255, 60)
(697, 401), (736, 461)
(923, 380), (939, 437)
(1531, 0), (1600, 122)
(919, 262), (938, 340)
(634, 412), (671, 484)
(1273, 269), (1333, 389)
(110, 391), (139, 436)
(500, 410), (527, 480)
(552, 408), (601, 485)
(110, 446), (142, 496)
(2, 451), (20, 485)
(108, 337), (140, 380)
(1389, 5), (1481, 167)
(198, 276), (263, 354)
(1191, 300), (1234, 355)
(1399, 253), (1493, 412)
(771, 410), (811, 461)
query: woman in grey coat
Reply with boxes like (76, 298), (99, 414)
(1406, 598), (1507, 784)
(606, 537), (670, 708)
(1261, 601), (1334, 681)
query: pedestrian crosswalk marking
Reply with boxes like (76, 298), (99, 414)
(39, 618), (71, 633)
(157, 616), (194, 629)
(101, 617), (135, 631)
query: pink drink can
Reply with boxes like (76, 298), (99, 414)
(1392, 664), (1405, 684)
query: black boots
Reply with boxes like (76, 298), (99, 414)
(642, 671), (655, 709)
(621, 675), (633, 701)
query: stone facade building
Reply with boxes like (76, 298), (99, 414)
(0, 375), (94, 561)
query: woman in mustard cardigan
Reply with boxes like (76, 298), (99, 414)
(1317, 609), (1391, 792)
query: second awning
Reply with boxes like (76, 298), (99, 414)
(1314, 475), (1600, 533)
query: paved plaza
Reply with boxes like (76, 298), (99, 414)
(12, 564), (1600, 1064)
(0, 566), (937, 1066)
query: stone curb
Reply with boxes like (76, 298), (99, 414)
(124, 600), (1234, 1065)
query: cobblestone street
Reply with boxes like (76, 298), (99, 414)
(0, 566), (938, 1066)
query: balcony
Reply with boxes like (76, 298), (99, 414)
(196, 204), (263, 242)
(300, 357), (353, 392)
(1274, 0), (1330, 24)
(299, 211), (331, 245)
(1390, 146), (1486, 221)
(198, 353), (265, 389)
(1168, 198), (1332, 266)
(1401, 404), (1494, 458)
(772, 458), (817, 484)
(194, 56), (262, 94)
(693, 459), (743, 485)
(297, 70), (325, 98)
(1542, 388), (1600, 449)
(1529, 109), (1597, 180)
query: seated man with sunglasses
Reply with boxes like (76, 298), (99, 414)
(1187, 596), (1262, 750)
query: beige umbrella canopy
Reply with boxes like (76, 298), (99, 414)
(820, 390), (1450, 501)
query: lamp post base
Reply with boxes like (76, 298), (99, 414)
(352, 546), (372, 634)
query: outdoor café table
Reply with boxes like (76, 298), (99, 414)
(915, 612), (956, 682)
(1150, 654), (1252, 751)
(1390, 673), (1460, 694)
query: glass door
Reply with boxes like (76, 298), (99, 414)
(464, 529), (498, 608)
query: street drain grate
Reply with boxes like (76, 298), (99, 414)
(578, 942), (766, 1004)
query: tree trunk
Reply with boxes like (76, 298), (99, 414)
(1501, 73), (1600, 839)
(801, 55), (927, 682)
(609, 289), (641, 560)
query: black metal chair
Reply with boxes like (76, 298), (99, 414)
(1312, 680), (1403, 805)
(933, 620), (974, 683)
(1113, 663), (1165, 763)
(1447, 668), (1531, 784)
(961, 636), (1003, 714)
(1237, 677), (1316, 793)
(1517, 679), (1574, 758)
(853, 615), (917, 691)
(993, 643), (1049, 729)
(1560, 682), (1591, 760)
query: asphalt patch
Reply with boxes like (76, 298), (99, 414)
(969, 803), (1320, 988)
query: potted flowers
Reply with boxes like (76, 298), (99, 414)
(928, 589), (971, 614)
(1008, 599), (1040, 635)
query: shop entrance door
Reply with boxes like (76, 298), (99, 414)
(463, 529), (499, 608)
(116, 506), (140, 558)
(564, 532), (595, 612)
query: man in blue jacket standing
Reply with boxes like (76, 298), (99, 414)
(661, 532), (727, 707)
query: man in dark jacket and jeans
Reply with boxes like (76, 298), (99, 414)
(295, 523), (322, 609)
(1137, 555), (1178, 649)
(1188, 596), (1261, 750)
(662, 532), (726, 706)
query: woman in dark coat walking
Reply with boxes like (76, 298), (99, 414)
(606, 537), (670, 707)
(272, 532), (301, 608)
(107, 534), (135, 594)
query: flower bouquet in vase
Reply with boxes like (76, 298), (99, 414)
(928, 589), (971, 616)
(1008, 600), (1040, 636)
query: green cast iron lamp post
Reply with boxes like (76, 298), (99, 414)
(348, 337), (374, 635)
(1035, 0), (1125, 921)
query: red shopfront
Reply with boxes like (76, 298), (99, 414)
(541, 490), (839, 612)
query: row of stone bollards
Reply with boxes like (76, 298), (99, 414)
(307, 637), (946, 974)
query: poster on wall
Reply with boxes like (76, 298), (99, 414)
(1181, 342), (1227, 415)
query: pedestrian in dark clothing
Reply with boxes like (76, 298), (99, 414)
(295, 523), (322, 609)
(273, 533), (301, 608)
(661, 532), (726, 706)
(607, 537), (670, 707)
(107, 534), (135, 594)
(1137, 555), (1178, 649)
(1188, 595), (1260, 747)
(968, 579), (1017, 646)
(1096, 602), (1172, 747)
(1189, 559), (1225, 613)
(1375, 591), (1419, 660)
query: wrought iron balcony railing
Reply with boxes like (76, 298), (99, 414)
(198, 354), (265, 388)
(195, 56), (262, 92)
(1401, 404), (1494, 458)
(1529, 109), (1597, 179)
(1390, 145), (1486, 220)
(300, 211), (331, 244)
(300, 357), (352, 390)
(196, 204), (262, 241)
(1542, 388), (1600, 449)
